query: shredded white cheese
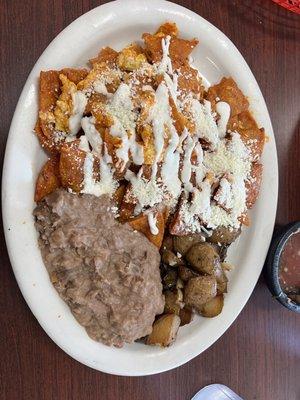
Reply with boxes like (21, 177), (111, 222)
(125, 170), (164, 211)
(190, 99), (219, 149)
(204, 132), (251, 178)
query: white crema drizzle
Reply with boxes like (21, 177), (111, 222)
(80, 118), (117, 197)
(69, 91), (87, 137)
(147, 212), (159, 235)
(81, 148), (117, 197)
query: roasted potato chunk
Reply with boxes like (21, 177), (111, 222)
(173, 234), (205, 255)
(164, 289), (183, 315)
(215, 264), (228, 294)
(179, 307), (193, 326)
(162, 269), (178, 290)
(161, 235), (174, 252)
(199, 294), (224, 318)
(161, 250), (183, 267)
(178, 264), (198, 282)
(185, 243), (220, 275)
(184, 276), (217, 312)
(34, 155), (61, 202)
(209, 226), (241, 245)
(146, 314), (181, 347)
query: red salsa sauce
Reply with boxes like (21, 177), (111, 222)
(279, 230), (300, 304)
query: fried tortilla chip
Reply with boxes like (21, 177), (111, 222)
(34, 120), (58, 154)
(169, 97), (187, 134)
(59, 140), (86, 192)
(38, 68), (88, 152)
(177, 65), (204, 101)
(142, 28), (198, 68)
(113, 184), (126, 209)
(89, 47), (119, 66)
(206, 77), (249, 117)
(229, 111), (265, 160)
(246, 162), (263, 209)
(34, 155), (61, 202)
(118, 183), (136, 221)
(156, 22), (179, 37)
(129, 211), (165, 248)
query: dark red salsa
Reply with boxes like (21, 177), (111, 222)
(279, 230), (300, 304)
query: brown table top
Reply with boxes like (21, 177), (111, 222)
(1, 1), (299, 399)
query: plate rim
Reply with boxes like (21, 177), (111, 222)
(2, 0), (278, 376)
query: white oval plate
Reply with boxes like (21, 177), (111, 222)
(2, 0), (278, 376)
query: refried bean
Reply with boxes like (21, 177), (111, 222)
(34, 189), (165, 347)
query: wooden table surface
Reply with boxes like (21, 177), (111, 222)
(0, 1), (299, 399)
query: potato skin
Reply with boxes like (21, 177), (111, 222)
(184, 276), (217, 312)
(146, 314), (181, 347)
(208, 227), (241, 246)
(161, 250), (183, 267)
(161, 236), (174, 252)
(199, 294), (224, 318)
(178, 264), (198, 282)
(215, 264), (228, 294)
(162, 269), (178, 290)
(185, 243), (220, 275)
(173, 234), (205, 255)
(164, 289), (183, 315)
(179, 307), (193, 326)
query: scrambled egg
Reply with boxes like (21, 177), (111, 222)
(53, 74), (77, 132)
